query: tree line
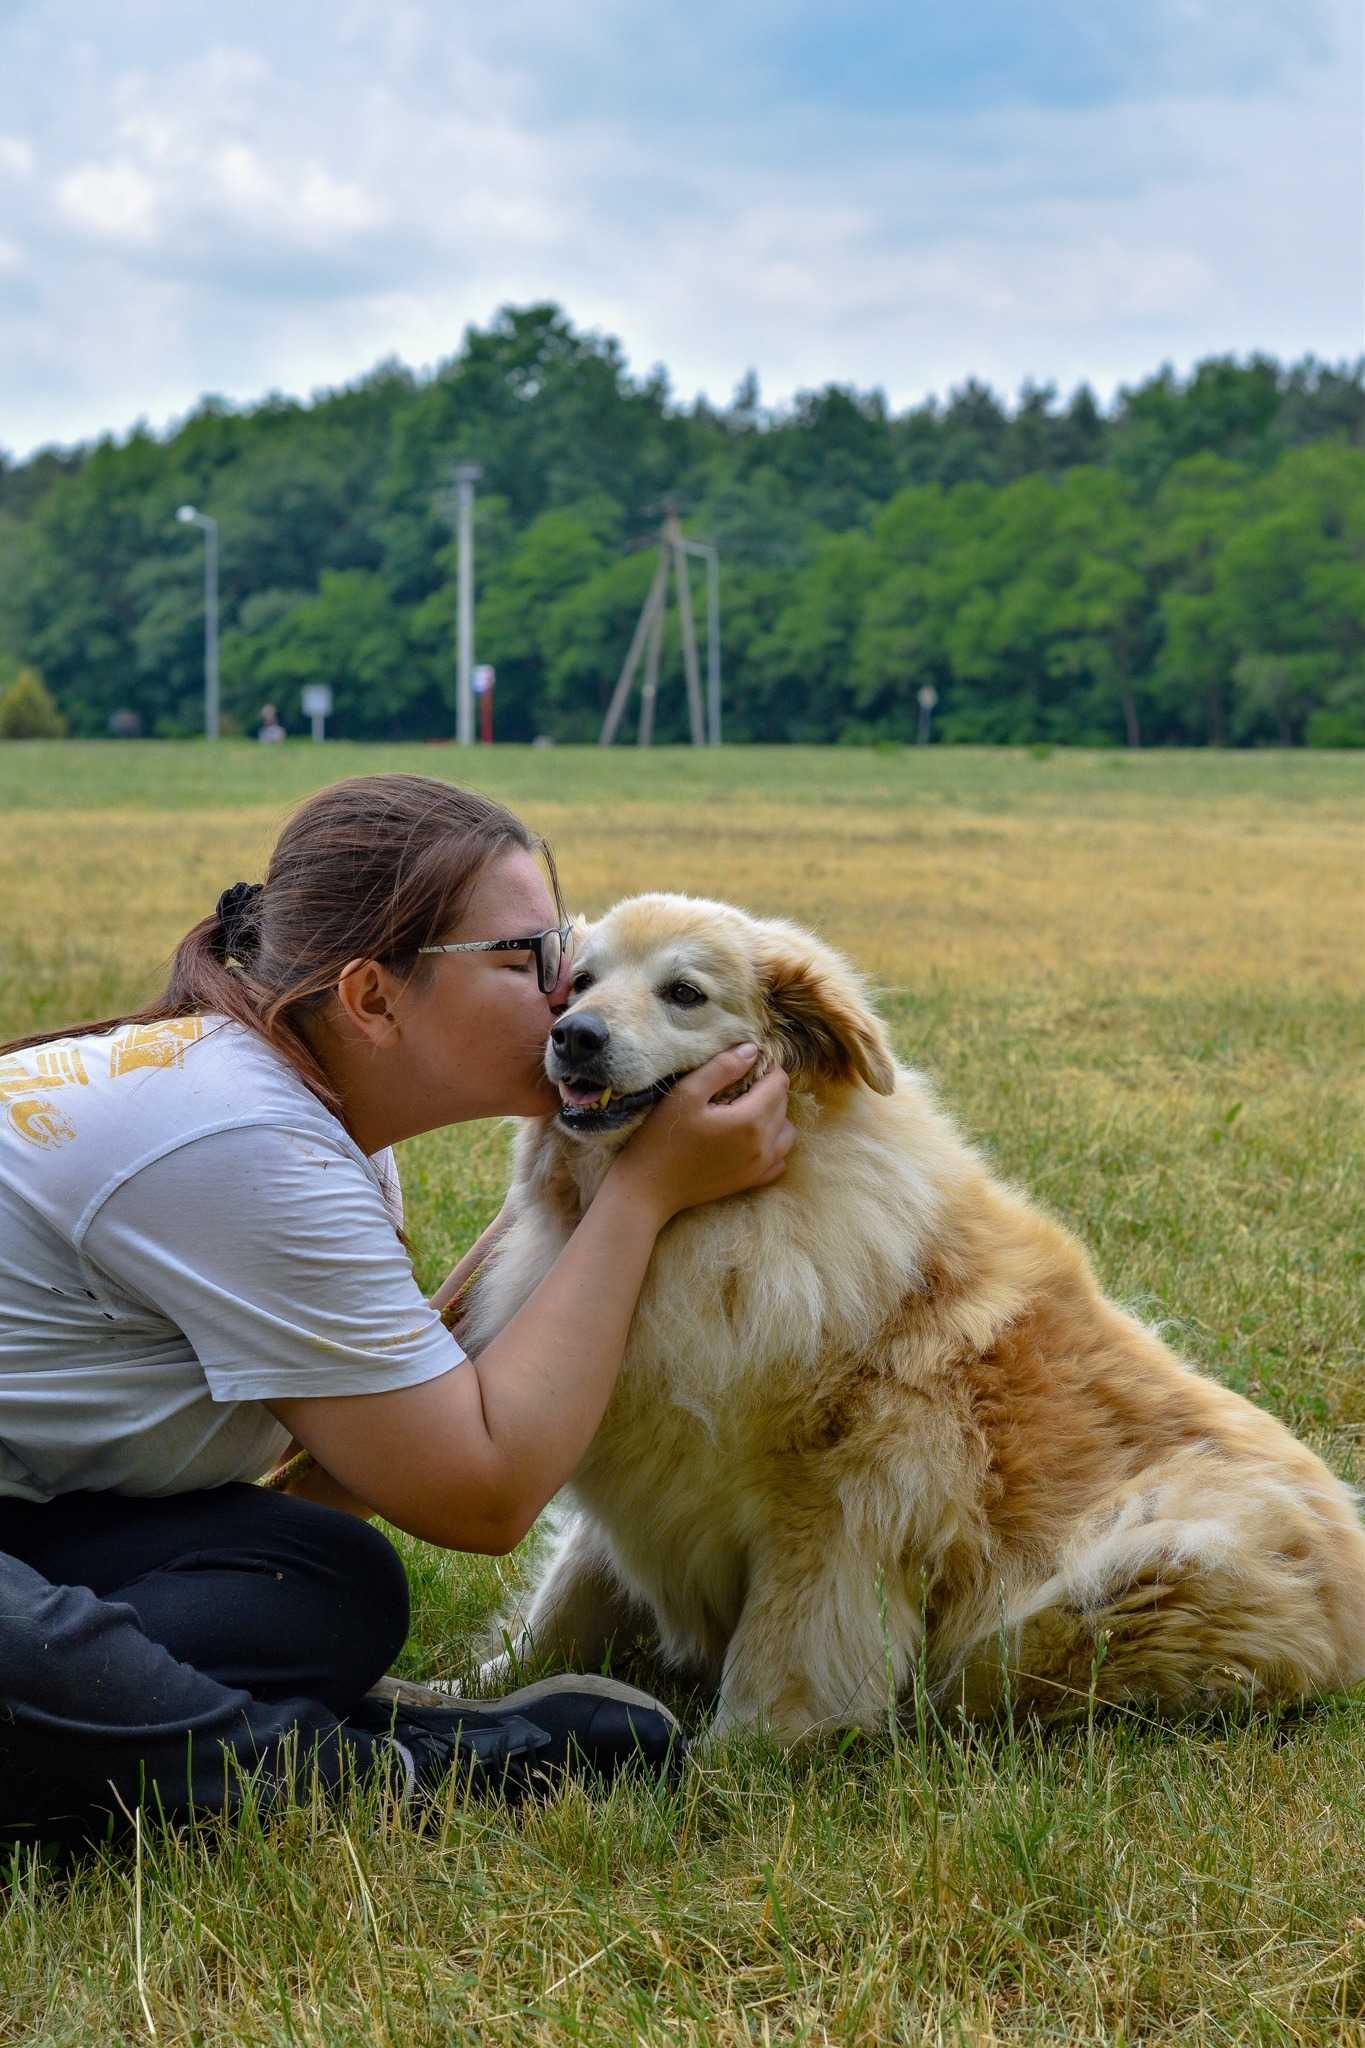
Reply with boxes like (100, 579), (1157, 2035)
(2, 304), (1363, 747)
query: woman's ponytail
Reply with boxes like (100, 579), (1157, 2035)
(1, 774), (555, 1125)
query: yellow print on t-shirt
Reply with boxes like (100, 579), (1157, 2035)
(108, 1018), (205, 1077)
(0, 1045), (90, 1150)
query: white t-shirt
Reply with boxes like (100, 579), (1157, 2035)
(0, 1015), (463, 1501)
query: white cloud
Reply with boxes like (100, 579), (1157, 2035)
(1, 0), (1361, 456)
(212, 143), (275, 209)
(295, 167), (384, 238)
(56, 160), (160, 244)
(0, 137), (35, 178)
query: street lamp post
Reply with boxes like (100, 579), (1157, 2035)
(682, 538), (722, 745)
(175, 505), (220, 741)
(452, 463), (482, 746)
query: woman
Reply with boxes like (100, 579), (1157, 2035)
(0, 773), (793, 1841)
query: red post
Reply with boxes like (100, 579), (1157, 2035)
(479, 680), (494, 745)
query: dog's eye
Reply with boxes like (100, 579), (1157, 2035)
(569, 971), (595, 997)
(663, 981), (707, 1008)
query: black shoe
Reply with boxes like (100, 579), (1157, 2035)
(361, 1674), (685, 1803)
(382, 1703), (553, 1806)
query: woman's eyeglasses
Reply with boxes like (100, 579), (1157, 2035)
(418, 923), (572, 996)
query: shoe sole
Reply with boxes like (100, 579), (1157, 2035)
(367, 1670), (682, 1737)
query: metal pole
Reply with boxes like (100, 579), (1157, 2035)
(175, 506), (220, 740)
(600, 547), (669, 745)
(683, 539), (720, 745)
(705, 548), (719, 746)
(668, 514), (705, 747)
(453, 463), (481, 746)
(203, 515), (219, 742)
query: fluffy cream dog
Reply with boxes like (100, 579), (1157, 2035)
(464, 895), (1365, 1742)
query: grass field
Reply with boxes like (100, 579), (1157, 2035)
(1, 742), (1363, 2044)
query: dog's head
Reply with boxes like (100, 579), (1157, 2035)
(547, 894), (896, 1140)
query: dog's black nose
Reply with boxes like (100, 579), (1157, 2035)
(551, 1010), (610, 1066)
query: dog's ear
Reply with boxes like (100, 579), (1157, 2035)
(755, 930), (897, 1096)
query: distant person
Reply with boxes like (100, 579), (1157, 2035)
(257, 703), (286, 743)
(0, 773), (792, 1846)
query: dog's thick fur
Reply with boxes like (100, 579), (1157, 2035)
(464, 895), (1365, 1742)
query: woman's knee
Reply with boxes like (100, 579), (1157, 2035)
(334, 1512), (411, 1648)
(247, 1492), (411, 1684)
(327, 1507), (411, 1679)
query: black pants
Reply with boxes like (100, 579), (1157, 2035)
(0, 1484), (410, 1844)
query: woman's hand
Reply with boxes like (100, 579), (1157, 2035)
(610, 1044), (794, 1226)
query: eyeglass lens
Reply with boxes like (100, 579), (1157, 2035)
(539, 929), (563, 993)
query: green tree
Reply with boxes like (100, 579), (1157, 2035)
(851, 484), (963, 731)
(1305, 672), (1365, 747)
(1147, 455), (1248, 743)
(233, 570), (436, 740)
(3, 314), (1364, 749)
(759, 386), (897, 531)
(746, 530), (881, 740)
(219, 589), (313, 731)
(1231, 652), (1330, 747)
(0, 665), (67, 738)
(538, 551), (661, 742)
(1044, 470), (1149, 746)
(475, 500), (617, 739)
(1112, 355), (1283, 495)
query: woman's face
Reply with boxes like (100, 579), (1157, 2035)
(391, 846), (570, 1126)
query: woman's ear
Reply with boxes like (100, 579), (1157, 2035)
(756, 929), (897, 1096)
(334, 957), (402, 1043)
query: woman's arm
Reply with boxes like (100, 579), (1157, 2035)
(272, 1448), (376, 1519)
(266, 1046), (791, 1553)
(267, 1194), (517, 1514)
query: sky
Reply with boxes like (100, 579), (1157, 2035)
(1, 0), (1362, 460)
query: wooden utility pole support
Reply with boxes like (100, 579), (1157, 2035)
(599, 548), (669, 746)
(638, 596), (664, 746)
(599, 508), (716, 747)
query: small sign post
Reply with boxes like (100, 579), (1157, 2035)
(916, 684), (938, 746)
(472, 664), (495, 744)
(301, 683), (333, 743)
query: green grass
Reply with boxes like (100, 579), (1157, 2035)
(2, 743), (1364, 2043)
(5, 737), (1365, 814)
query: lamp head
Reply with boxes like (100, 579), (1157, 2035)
(176, 505), (198, 524)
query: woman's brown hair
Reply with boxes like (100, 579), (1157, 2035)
(1, 774), (560, 1125)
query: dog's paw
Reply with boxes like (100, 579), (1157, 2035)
(705, 1693), (842, 1752)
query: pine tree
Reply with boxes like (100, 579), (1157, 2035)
(0, 666), (68, 739)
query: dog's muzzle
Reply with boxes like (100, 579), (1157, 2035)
(547, 1008), (683, 1134)
(553, 1071), (682, 1134)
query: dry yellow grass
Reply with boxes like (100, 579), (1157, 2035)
(1, 742), (1363, 2044)
(4, 779), (1361, 1003)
